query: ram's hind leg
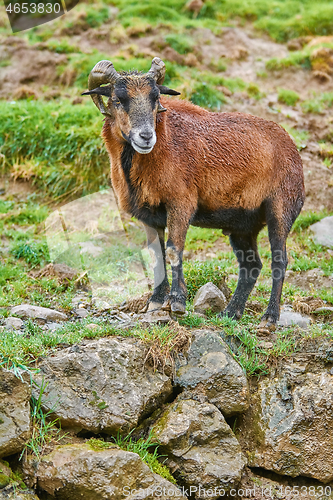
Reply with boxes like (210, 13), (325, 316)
(259, 197), (303, 332)
(144, 225), (170, 311)
(223, 232), (262, 320)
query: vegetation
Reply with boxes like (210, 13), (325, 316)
(88, 430), (176, 483)
(0, 0), (332, 379)
(278, 88), (300, 106)
(21, 379), (64, 459)
(0, 100), (109, 199)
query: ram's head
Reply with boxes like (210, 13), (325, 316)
(82, 57), (180, 154)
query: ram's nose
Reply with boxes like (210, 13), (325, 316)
(139, 130), (154, 142)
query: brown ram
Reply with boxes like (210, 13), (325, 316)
(83, 57), (305, 331)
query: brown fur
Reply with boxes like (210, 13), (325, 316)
(103, 97), (304, 218)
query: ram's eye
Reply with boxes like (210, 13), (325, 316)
(113, 99), (121, 106)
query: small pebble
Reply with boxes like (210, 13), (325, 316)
(5, 317), (24, 330)
(47, 322), (63, 331)
(75, 308), (89, 318)
(86, 323), (99, 331)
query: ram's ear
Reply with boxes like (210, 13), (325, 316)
(82, 85), (112, 97)
(158, 85), (181, 96)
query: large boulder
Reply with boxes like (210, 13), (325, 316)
(23, 443), (186, 500)
(175, 330), (249, 416)
(153, 398), (246, 499)
(33, 337), (173, 433)
(0, 368), (31, 458)
(239, 363), (333, 482)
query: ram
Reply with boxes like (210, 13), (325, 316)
(83, 57), (305, 331)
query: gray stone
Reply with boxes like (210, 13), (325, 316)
(10, 304), (67, 321)
(153, 398), (246, 498)
(46, 322), (64, 331)
(310, 216), (333, 248)
(278, 310), (312, 328)
(79, 241), (103, 257)
(74, 308), (89, 318)
(239, 366), (333, 482)
(23, 443), (186, 500)
(4, 317), (24, 330)
(175, 330), (249, 416)
(0, 368), (31, 458)
(33, 337), (173, 433)
(193, 282), (227, 313)
(91, 298), (111, 311)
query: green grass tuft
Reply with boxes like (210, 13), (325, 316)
(183, 260), (227, 301)
(278, 88), (300, 106)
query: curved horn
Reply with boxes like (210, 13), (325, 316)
(87, 60), (119, 116)
(147, 57), (166, 85)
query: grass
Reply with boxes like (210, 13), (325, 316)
(266, 50), (312, 71)
(110, 0), (333, 41)
(0, 0), (333, 385)
(88, 430), (176, 483)
(0, 100), (109, 199)
(165, 33), (195, 55)
(0, 315), (190, 372)
(278, 88), (300, 106)
(301, 92), (333, 114)
(183, 260), (229, 301)
(21, 379), (64, 459)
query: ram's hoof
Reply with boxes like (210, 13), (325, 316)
(171, 301), (186, 314)
(147, 301), (163, 312)
(257, 319), (276, 334)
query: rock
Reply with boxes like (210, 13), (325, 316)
(74, 308), (89, 318)
(23, 443), (186, 500)
(278, 310), (311, 328)
(258, 341), (273, 349)
(46, 322), (64, 331)
(239, 365), (333, 482)
(0, 488), (40, 500)
(86, 323), (99, 331)
(309, 216), (333, 248)
(175, 330), (249, 416)
(33, 337), (173, 433)
(153, 398), (246, 498)
(0, 368), (31, 458)
(4, 317), (24, 330)
(193, 282), (227, 314)
(91, 298), (111, 311)
(79, 241), (103, 257)
(10, 304), (67, 321)
(138, 310), (172, 324)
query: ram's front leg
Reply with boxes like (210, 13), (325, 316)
(163, 206), (193, 314)
(143, 224), (170, 311)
